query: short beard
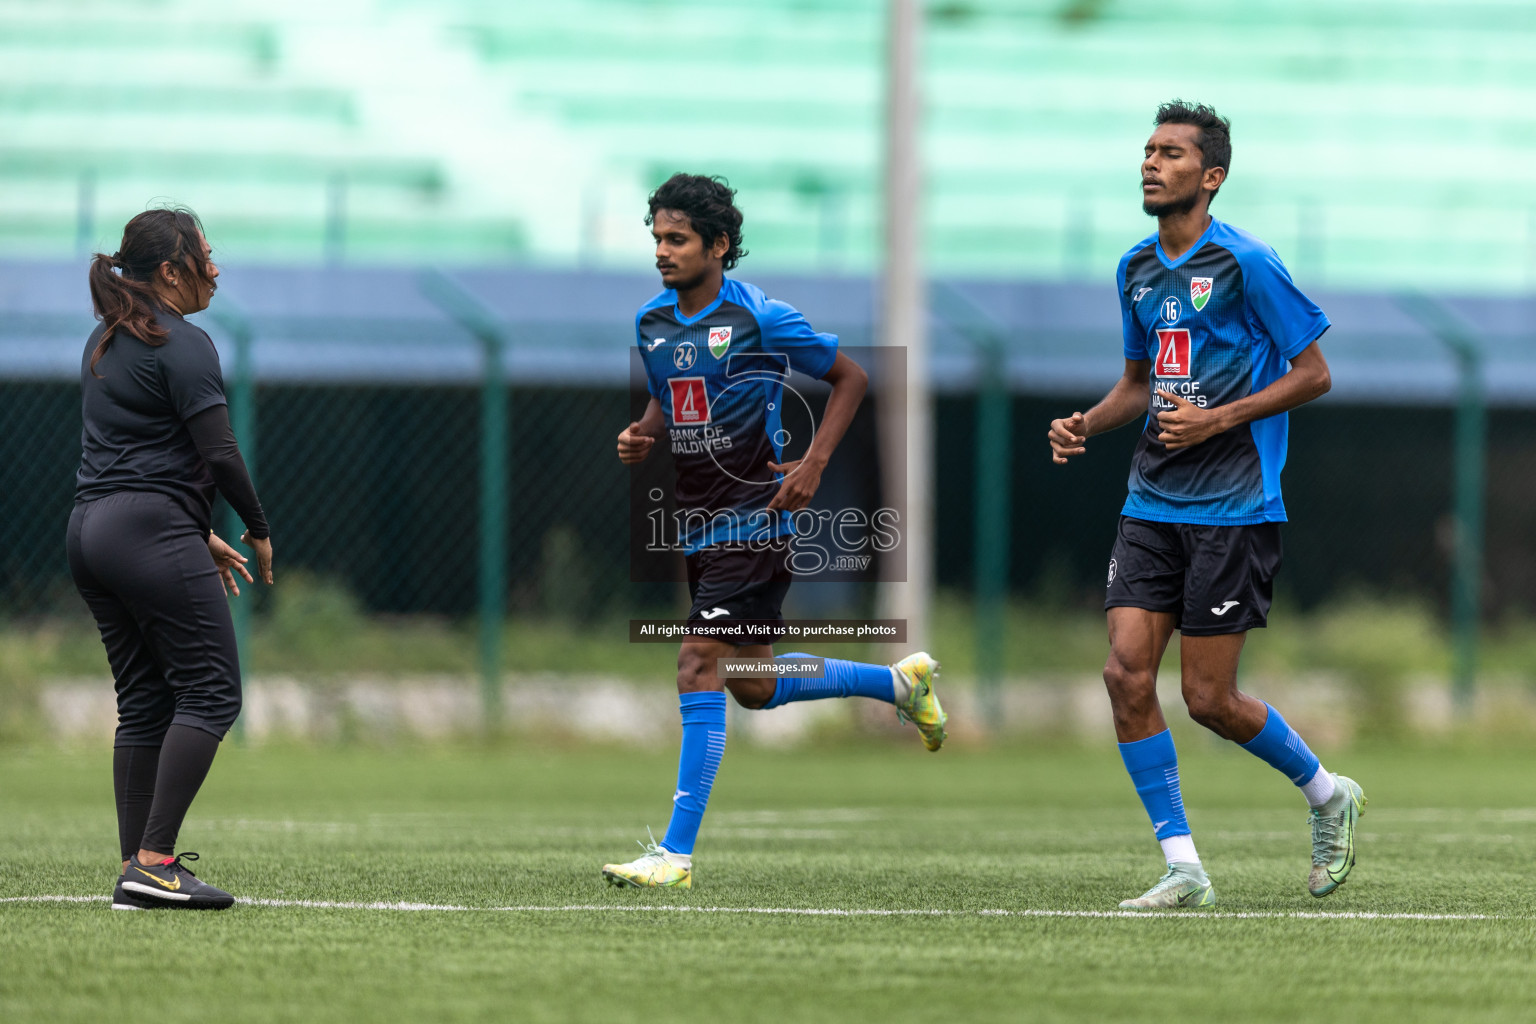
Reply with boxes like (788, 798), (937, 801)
(1143, 190), (1200, 219)
(666, 267), (710, 293)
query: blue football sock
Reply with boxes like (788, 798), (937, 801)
(659, 691), (727, 856)
(760, 653), (895, 709)
(1240, 703), (1323, 787)
(1118, 729), (1192, 841)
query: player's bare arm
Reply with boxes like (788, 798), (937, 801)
(1155, 341), (1330, 450)
(617, 396), (666, 464)
(1048, 358), (1152, 463)
(765, 351), (868, 512)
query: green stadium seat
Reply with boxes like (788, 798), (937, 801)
(1, 0), (1533, 287)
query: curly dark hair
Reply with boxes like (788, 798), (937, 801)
(645, 173), (747, 271)
(1154, 100), (1232, 201)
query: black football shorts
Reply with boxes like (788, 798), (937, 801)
(1104, 515), (1282, 636)
(684, 540), (793, 646)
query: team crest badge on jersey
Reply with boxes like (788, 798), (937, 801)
(707, 326), (732, 358)
(1190, 277), (1213, 311)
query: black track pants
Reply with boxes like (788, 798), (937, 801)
(66, 491), (243, 745)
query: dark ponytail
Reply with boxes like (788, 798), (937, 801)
(88, 206), (212, 376)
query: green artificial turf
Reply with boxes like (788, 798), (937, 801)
(2, 741), (1534, 1023)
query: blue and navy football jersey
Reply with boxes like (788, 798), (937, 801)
(1117, 218), (1330, 525)
(637, 277), (838, 553)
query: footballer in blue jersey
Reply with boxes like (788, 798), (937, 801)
(601, 174), (948, 890)
(634, 277), (838, 555)
(1048, 102), (1366, 910)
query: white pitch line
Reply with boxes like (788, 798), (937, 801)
(0, 895), (1504, 921)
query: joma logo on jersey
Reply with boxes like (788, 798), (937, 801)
(669, 376), (710, 425)
(707, 326), (732, 358)
(1190, 277), (1213, 311)
(1155, 329), (1191, 379)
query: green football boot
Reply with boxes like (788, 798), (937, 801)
(1309, 773), (1366, 898)
(1117, 862), (1215, 910)
(893, 652), (946, 751)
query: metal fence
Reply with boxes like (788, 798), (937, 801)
(0, 384), (638, 609)
(0, 377), (82, 615)
(5, 265), (1536, 708)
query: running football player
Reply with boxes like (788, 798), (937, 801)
(604, 173), (946, 890)
(1048, 102), (1365, 909)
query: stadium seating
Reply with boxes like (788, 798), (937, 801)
(3, 0), (1534, 290)
(0, 0), (525, 264)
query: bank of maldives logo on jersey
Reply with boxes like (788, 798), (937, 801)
(1190, 277), (1213, 311)
(707, 326), (732, 358)
(670, 377), (709, 425)
(1155, 328), (1191, 379)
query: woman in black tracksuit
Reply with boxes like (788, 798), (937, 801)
(67, 207), (273, 910)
